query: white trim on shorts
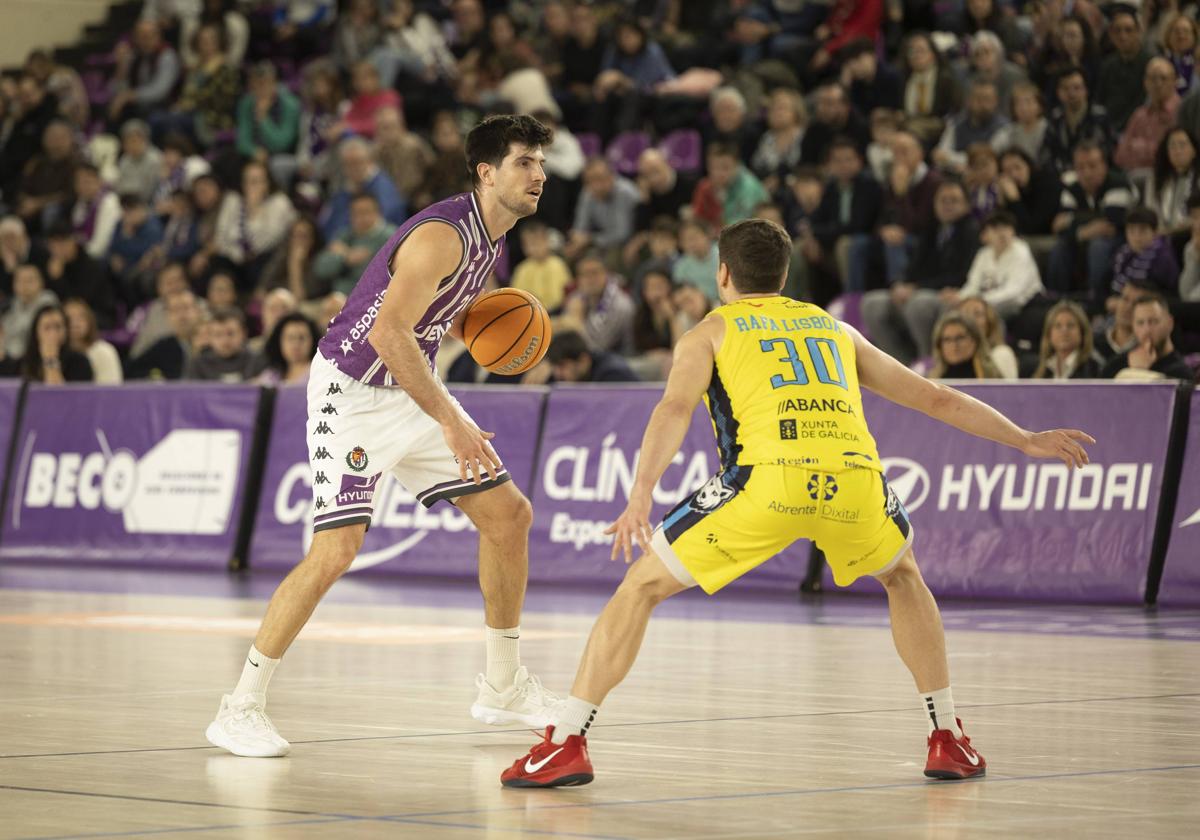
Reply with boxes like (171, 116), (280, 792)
(869, 525), (916, 581)
(649, 527), (699, 588)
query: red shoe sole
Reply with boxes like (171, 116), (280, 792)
(502, 772), (594, 788)
(924, 766), (986, 780)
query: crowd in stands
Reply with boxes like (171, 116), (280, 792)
(0, 0), (1197, 389)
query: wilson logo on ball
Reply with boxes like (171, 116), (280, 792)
(462, 288), (552, 375)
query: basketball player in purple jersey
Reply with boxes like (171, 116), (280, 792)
(207, 115), (557, 757)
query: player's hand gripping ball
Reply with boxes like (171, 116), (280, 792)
(462, 288), (552, 375)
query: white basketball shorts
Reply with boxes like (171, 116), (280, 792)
(305, 353), (510, 532)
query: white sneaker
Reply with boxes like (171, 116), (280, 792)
(470, 666), (562, 727)
(205, 693), (291, 757)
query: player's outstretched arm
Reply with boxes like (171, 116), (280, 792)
(605, 319), (719, 563)
(369, 223), (501, 483)
(846, 324), (1095, 468)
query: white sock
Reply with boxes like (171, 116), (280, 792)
(485, 626), (521, 688)
(922, 687), (962, 737)
(550, 695), (598, 744)
(232, 645), (279, 701)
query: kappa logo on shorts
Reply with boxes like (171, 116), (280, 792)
(321, 403), (339, 415)
(690, 475), (735, 512)
(314, 497), (327, 510)
(346, 446), (369, 472)
(314, 471), (331, 485)
(326, 383), (343, 396)
(314, 421), (334, 435)
(314, 447), (332, 460)
(807, 473), (838, 501)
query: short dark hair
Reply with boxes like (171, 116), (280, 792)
(1126, 206), (1159, 229)
(982, 209), (1017, 230)
(573, 249), (606, 272)
(119, 192), (145, 210)
(837, 36), (875, 62)
(465, 114), (553, 187)
(74, 161), (99, 178)
(546, 329), (590, 364)
(1132, 290), (1169, 313)
(211, 307), (246, 328)
(791, 165), (823, 184)
(825, 136), (862, 162)
(718, 219), (792, 294)
(1073, 139), (1105, 159)
(162, 132), (196, 156)
(349, 191), (380, 210)
(649, 216), (679, 237)
(935, 177), (968, 200)
(706, 142), (740, 162)
(1056, 67), (1087, 88)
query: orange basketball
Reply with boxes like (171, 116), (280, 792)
(462, 288), (552, 375)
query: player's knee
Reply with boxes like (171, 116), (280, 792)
(305, 526), (364, 586)
(508, 492), (533, 532)
(472, 488), (533, 538)
(616, 563), (676, 608)
(877, 552), (922, 590)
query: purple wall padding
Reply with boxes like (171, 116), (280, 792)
(821, 383), (1176, 603)
(525, 385), (811, 586)
(1, 383), (261, 567)
(1157, 389), (1200, 606)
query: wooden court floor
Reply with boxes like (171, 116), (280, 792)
(1, 568), (1198, 839)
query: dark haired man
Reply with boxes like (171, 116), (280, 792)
(1047, 140), (1132, 299)
(1043, 69), (1114, 174)
(206, 115), (561, 757)
(502, 218), (1094, 788)
(183, 307), (262, 382)
(1095, 6), (1153, 132)
(1100, 293), (1194, 380)
(546, 329), (638, 383)
(804, 137), (882, 295)
(862, 179), (980, 363)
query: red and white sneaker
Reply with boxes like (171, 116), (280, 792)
(501, 726), (594, 788)
(925, 718), (986, 779)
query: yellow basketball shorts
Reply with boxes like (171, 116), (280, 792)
(649, 465), (914, 593)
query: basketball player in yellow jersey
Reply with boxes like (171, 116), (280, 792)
(501, 219), (1095, 788)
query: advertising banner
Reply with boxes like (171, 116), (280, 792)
(822, 383), (1176, 602)
(526, 385), (810, 586)
(1, 384), (260, 566)
(248, 385), (544, 575)
(1157, 389), (1200, 606)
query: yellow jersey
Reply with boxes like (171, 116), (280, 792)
(703, 296), (881, 473)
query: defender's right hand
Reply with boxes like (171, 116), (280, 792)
(443, 418), (502, 484)
(1021, 429), (1095, 468)
(605, 495), (654, 564)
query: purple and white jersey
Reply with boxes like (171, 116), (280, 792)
(318, 192), (503, 387)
